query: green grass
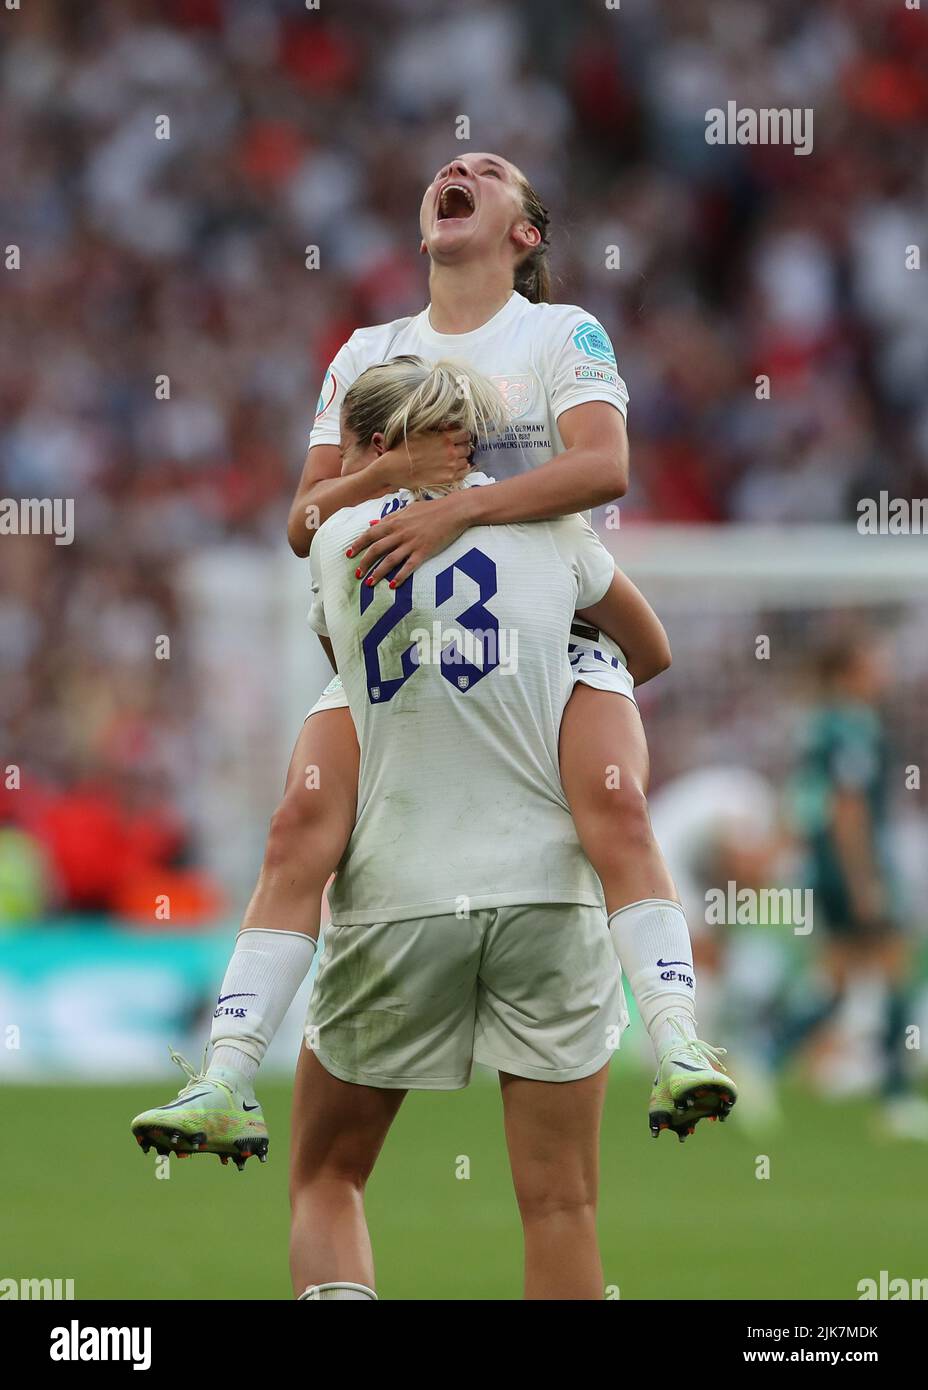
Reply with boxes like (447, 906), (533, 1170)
(3, 1067), (923, 1300)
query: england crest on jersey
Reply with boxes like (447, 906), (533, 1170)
(491, 374), (535, 420)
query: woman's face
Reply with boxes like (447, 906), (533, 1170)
(339, 421), (382, 477)
(419, 152), (534, 265)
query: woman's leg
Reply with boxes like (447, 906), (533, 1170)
(559, 686), (736, 1137)
(869, 934), (912, 1100)
(209, 707), (359, 1078)
(772, 938), (849, 1075)
(130, 707), (362, 1157)
(558, 686), (737, 1137)
(289, 1045), (405, 1299)
(559, 684), (673, 906)
(559, 686), (698, 1050)
(500, 1065), (610, 1300)
(242, 707), (360, 939)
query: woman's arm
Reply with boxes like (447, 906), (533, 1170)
(347, 401), (628, 585)
(578, 568), (671, 687)
(466, 401), (628, 523)
(289, 444), (384, 557)
(287, 432), (473, 557)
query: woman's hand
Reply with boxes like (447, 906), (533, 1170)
(377, 427), (472, 493)
(347, 490), (473, 588)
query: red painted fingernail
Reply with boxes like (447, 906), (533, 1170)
(365, 578), (374, 587)
(389, 580), (396, 589)
(355, 568), (362, 579)
(345, 549), (353, 558)
(369, 519), (379, 525)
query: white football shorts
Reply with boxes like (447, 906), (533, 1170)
(304, 904), (628, 1089)
(566, 619), (637, 703)
(305, 671), (351, 718)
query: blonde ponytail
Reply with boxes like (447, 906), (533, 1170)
(343, 356), (508, 495)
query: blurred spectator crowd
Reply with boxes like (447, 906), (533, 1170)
(1, 0), (927, 919)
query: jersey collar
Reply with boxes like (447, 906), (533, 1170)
(395, 471), (495, 506)
(416, 291), (527, 351)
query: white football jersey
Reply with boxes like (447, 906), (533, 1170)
(309, 292), (628, 481)
(308, 474), (615, 924)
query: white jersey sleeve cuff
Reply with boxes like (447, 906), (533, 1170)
(555, 392), (628, 422)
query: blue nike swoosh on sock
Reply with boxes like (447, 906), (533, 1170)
(656, 959), (693, 968)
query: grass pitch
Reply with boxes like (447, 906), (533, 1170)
(3, 1065), (922, 1301)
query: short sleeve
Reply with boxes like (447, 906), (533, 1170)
(308, 337), (360, 450)
(552, 515), (615, 608)
(306, 538), (329, 637)
(547, 310), (629, 423)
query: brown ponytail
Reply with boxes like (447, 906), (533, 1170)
(513, 175), (551, 304)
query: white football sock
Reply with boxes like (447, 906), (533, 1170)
(208, 928), (316, 1080)
(210, 1045), (259, 1083)
(608, 899), (698, 1056)
(298, 1283), (377, 1301)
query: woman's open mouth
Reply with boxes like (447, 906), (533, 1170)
(437, 183), (476, 221)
